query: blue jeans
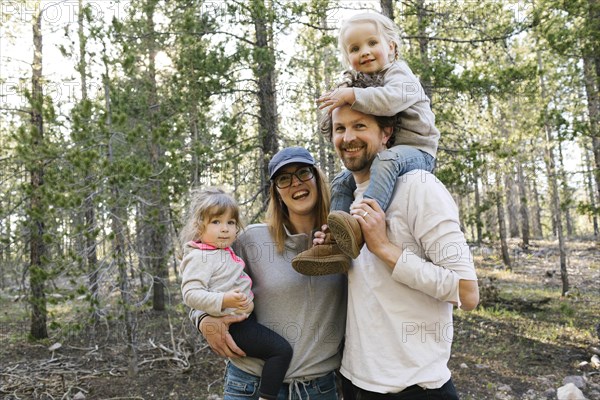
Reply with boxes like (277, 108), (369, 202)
(330, 146), (435, 212)
(223, 362), (338, 400)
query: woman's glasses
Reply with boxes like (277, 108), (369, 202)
(273, 166), (314, 189)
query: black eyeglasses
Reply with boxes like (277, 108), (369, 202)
(273, 166), (315, 189)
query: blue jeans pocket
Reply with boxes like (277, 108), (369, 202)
(313, 372), (337, 395)
(315, 379), (335, 394)
(223, 365), (259, 399)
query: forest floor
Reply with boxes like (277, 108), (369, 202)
(0, 239), (599, 400)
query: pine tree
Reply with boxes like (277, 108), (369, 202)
(28, 1), (48, 339)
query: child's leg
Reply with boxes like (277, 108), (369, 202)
(364, 146), (435, 211)
(228, 313), (293, 400)
(330, 170), (357, 212)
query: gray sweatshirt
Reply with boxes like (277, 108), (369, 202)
(352, 61), (440, 157)
(189, 224), (347, 381)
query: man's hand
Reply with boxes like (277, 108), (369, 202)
(350, 199), (389, 252)
(199, 314), (247, 358)
(351, 199), (402, 270)
(317, 88), (355, 113)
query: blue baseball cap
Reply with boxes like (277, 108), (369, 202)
(268, 147), (315, 179)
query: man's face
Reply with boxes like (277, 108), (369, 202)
(331, 105), (391, 182)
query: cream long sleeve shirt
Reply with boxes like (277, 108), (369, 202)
(340, 170), (477, 393)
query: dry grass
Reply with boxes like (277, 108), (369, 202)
(1, 239), (599, 399)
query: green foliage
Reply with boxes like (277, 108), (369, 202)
(1, 0), (595, 339)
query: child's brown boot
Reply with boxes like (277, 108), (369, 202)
(327, 210), (364, 259)
(291, 234), (350, 276)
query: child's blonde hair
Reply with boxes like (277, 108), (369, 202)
(179, 187), (242, 246)
(338, 12), (402, 68)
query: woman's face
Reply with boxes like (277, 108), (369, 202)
(274, 163), (319, 218)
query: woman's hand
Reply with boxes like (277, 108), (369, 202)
(199, 314), (247, 358)
(312, 225), (329, 245)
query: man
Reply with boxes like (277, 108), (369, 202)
(314, 73), (479, 399)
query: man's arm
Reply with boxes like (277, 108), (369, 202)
(352, 197), (479, 310)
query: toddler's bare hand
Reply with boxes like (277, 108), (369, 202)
(317, 88), (355, 113)
(222, 289), (248, 309)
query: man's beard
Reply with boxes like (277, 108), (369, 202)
(342, 154), (372, 172)
(338, 141), (376, 172)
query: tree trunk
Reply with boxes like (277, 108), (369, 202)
(588, 0), (600, 121)
(0, 193), (8, 288)
(483, 168), (497, 241)
(557, 140), (574, 236)
(505, 172), (520, 238)
(473, 167), (483, 245)
(143, 0), (168, 311)
(495, 173), (512, 269)
(582, 0), (599, 242)
(78, 0), (100, 314)
(29, 1), (48, 340)
(415, 0), (432, 101)
(516, 162), (531, 247)
(537, 50), (568, 295)
(380, 0), (394, 20)
(190, 109), (200, 186)
(103, 49), (138, 377)
(585, 146), (599, 237)
(583, 55), (600, 209)
(315, 11), (337, 180)
(253, 0), (279, 206)
(530, 165), (544, 239)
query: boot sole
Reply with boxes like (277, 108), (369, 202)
(292, 256), (350, 276)
(328, 213), (362, 259)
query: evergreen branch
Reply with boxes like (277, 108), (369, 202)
(0, 107), (31, 115)
(291, 21), (336, 31)
(401, 24), (532, 44)
(0, 197), (26, 217)
(212, 88), (257, 96)
(214, 137), (255, 155)
(228, 0), (252, 14)
(205, 31), (256, 46)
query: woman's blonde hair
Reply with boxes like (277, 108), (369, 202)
(179, 187), (242, 247)
(338, 12), (402, 68)
(266, 166), (331, 253)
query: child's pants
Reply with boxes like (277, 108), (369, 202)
(228, 313), (293, 399)
(331, 145), (435, 212)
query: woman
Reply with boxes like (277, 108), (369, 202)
(190, 147), (347, 400)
